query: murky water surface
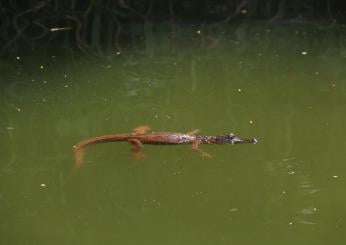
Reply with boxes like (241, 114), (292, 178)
(1, 26), (346, 244)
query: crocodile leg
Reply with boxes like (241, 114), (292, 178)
(192, 140), (212, 158)
(128, 138), (145, 160)
(187, 129), (200, 135)
(132, 125), (151, 135)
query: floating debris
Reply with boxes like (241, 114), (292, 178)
(300, 206), (318, 215)
(50, 27), (72, 32)
(173, 171), (182, 176)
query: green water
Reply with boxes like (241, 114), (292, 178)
(1, 26), (346, 245)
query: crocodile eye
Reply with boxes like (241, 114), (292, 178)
(228, 133), (235, 139)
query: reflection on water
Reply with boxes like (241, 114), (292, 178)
(265, 157), (320, 226)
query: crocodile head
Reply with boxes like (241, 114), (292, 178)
(226, 133), (258, 144)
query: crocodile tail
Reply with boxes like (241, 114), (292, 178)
(72, 134), (128, 170)
(73, 144), (85, 171)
